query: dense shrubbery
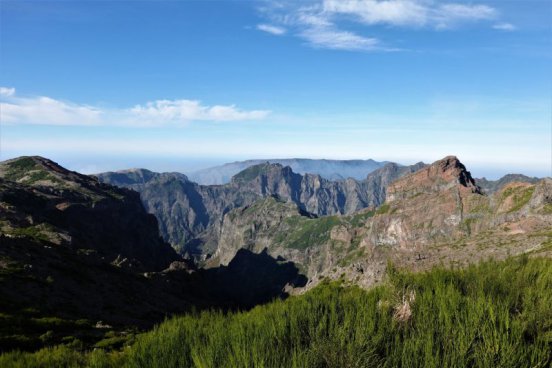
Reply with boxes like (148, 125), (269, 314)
(1, 256), (551, 367)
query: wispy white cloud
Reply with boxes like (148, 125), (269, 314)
(1, 94), (103, 126)
(130, 100), (270, 123)
(258, 0), (503, 51)
(257, 23), (287, 35)
(325, 0), (497, 28)
(493, 22), (516, 31)
(0, 87), (16, 97)
(323, 0), (428, 26)
(0, 88), (271, 126)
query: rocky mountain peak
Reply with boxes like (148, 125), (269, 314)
(386, 156), (481, 202)
(433, 156), (478, 187)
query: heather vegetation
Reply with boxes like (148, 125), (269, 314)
(277, 215), (343, 250)
(2, 256), (550, 368)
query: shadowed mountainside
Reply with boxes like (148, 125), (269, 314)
(0, 156), (307, 352)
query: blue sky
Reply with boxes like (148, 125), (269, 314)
(1, 0), (550, 178)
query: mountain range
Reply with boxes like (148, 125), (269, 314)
(185, 158), (389, 184)
(203, 156), (552, 287)
(97, 158), (543, 259)
(97, 161), (427, 256)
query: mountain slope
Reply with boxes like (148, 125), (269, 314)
(186, 158), (389, 184)
(0, 156), (181, 271)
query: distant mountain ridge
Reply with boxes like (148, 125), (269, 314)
(186, 158), (389, 184)
(476, 174), (541, 194)
(97, 160), (545, 259)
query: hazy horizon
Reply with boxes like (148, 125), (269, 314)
(0, 152), (548, 180)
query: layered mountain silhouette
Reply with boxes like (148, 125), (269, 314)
(186, 158), (389, 184)
(98, 158), (543, 260)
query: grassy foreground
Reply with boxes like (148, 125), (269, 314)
(1, 256), (551, 368)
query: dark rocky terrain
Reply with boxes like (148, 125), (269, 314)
(0, 156), (181, 271)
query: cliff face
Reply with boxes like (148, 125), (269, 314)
(98, 161), (426, 255)
(207, 157), (552, 290)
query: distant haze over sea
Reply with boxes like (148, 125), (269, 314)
(0, 153), (548, 181)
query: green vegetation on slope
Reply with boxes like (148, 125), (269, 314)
(1, 256), (551, 368)
(500, 185), (535, 213)
(276, 216), (343, 249)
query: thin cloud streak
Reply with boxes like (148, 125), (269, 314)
(493, 23), (516, 31)
(257, 23), (287, 35)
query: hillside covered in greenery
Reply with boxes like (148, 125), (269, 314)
(2, 256), (550, 368)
